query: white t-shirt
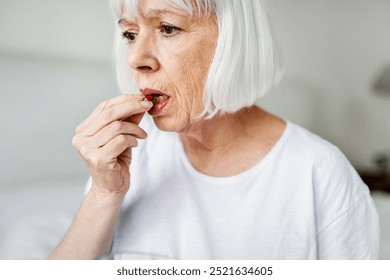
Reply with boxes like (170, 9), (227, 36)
(102, 117), (379, 259)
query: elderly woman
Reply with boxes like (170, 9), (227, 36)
(50, 0), (379, 259)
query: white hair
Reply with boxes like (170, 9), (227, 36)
(110, 0), (282, 118)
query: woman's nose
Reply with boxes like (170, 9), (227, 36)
(127, 34), (159, 73)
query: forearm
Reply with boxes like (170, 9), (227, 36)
(49, 187), (125, 260)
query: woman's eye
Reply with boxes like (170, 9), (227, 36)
(122, 31), (138, 43)
(160, 24), (180, 37)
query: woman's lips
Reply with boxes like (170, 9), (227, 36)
(140, 88), (171, 116)
(147, 96), (170, 115)
(145, 94), (169, 104)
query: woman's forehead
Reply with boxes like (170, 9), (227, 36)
(115, 0), (213, 20)
(119, 0), (192, 19)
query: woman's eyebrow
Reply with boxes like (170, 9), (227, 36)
(118, 18), (130, 26)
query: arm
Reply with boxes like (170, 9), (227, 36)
(49, 94), (153, 259)
(49, 186), (124, 259)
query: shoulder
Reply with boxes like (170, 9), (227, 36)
(285, 121), (369, 188)
(283, 122), (341, 159)
(285, 123), (379, 258)
(285, 122), (372, 228)
(283, 122), (362, 179)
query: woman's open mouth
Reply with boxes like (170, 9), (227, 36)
(141, 89), (171, 116)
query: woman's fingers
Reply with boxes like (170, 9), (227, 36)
(76, 94), (152, 135)
(90, 120), (147, 148)
(124, 112), (146, 125)
(99, 134), (139, 163)
(74, 132), (139, 169)
(84, 94), (144, 125)
(84, 100), (152, 136)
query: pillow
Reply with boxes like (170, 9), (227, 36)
(0, 178), (85, 259)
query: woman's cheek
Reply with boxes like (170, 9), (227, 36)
(181, 59), (205, 106)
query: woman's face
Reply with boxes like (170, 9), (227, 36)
(119, 0), (218, 131)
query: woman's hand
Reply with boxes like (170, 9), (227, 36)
(72, 94), (153, 198)
(49, 94), (152, 259)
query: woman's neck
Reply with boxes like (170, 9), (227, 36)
(179, 106), (286, 177)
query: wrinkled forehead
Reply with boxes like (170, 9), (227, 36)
(111, 0), (213, 20)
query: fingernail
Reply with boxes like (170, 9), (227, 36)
(140, 100), (153, 108)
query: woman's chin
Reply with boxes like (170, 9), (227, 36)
(151, 114), (193, 133)
(150, 105), (203, 132)
(151, 116), (181, 132)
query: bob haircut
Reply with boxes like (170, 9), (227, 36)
(110, 0), (282, 118)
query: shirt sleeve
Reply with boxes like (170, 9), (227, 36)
(316, 193), (380, 259)
(313, 145), (380, 259)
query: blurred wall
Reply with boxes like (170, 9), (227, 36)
(0, 0), (389, 189)
(0, 54), (117, 187)
(0, 0), (117, 188)
(263, 0), (390, 170)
